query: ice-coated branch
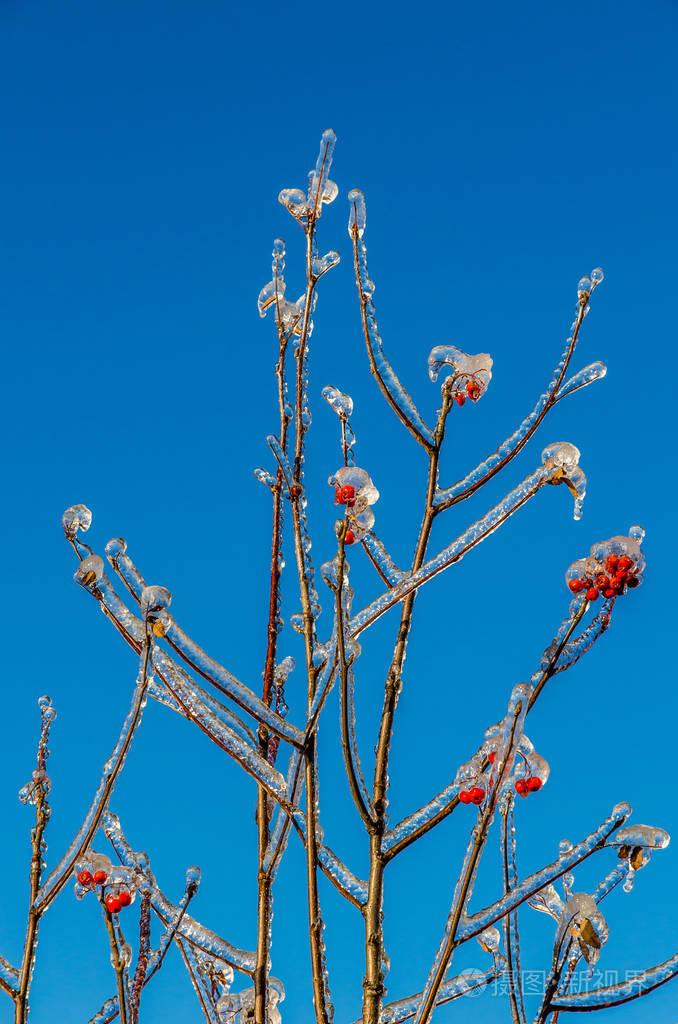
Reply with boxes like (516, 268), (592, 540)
(349, 189), (435, 450)
(0, 954), (18, 999)
(549, 951), (678, 1011)
(434, 274), (603, 510)
(501, 799), (527, 1024)
(101, 894), (129, 1024)
(413, 687), (529, 1024)
(105, 545), (304, 748)
(36, 643), (152, 912)
(361, 530), (405, 587)
(350, 454), (569, 638)
(455, 803), (630, 944)
(351, 963), (503, 1024)
(104, 812), (256, 974)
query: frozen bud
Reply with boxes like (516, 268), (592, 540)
(279, 188), (309, 221)
(186, 865), (201, 894)
(590, 267), (604, 285)
(478, 926), (501, 953)
(75, 554), (104, 587)
(62, 504), (92, 538)
(141, 585), (172, 617)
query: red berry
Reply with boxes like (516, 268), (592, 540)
(118, 891), (132, 907)
(77, 870), (94, 887)
(626, 574), (640, 588)
(340, 484), (356, 506)
(93, 871), (107, 885)
(585, 587), (599, 601)
(334, 485), (342, 505)
(105, 895), (122, 913)
(488, 751), (496, 765)
(344, 530), (356, 545)
(603, 587), (616, 598)
(595, 575), (610, 591)
(515, 779), (529, 797)
(459, 790), (471, 804)
(605, 554), (619, 573)
(568, 579), (585, 594)
(469, 787), (485, 805)
(617, 555), (634, 571)
(455, 393), (466, 407)
(609, 575), (623, 591)
(527, 777), (542, 793)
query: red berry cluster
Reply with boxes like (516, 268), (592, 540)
(515, 777), (542, 798)
(568, 554), (639, 601)
(77, 870), (132, 913)
(334, 484), (356, 507)
(459, 786), (485, 805)
(451, 378), (482, 407)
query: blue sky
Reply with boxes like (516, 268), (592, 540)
(1, 0), (677, 1021)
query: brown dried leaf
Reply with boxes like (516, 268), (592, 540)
(631, 846), (644, 871)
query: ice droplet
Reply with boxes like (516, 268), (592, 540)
(312, 251), (340, 278)
(590, 267), (604, 285)
(62, 504), (92, 538)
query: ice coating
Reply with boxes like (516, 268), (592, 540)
(534, 604), (612, 685)
(331, 467), (379, 507)
(141, 585), (172, 617)
(607, 824), (670, 849)
(542, 441), (587, 519)
(347, 189), (435, 447)
(556, 893), (609, 967)
(307, 128), (337, 215)
(427, 345), (493, 398)
(62, 503), (92, 538)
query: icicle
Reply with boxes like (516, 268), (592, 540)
(104, 813), (256, 973)
(352, 462), (552, 637)
(306, 128), (338, 217)
(347, 189), (435, 447)
(323, 385), (357, 465)
(254, 468), (277, 490)
(87, 996), (120, 1024)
